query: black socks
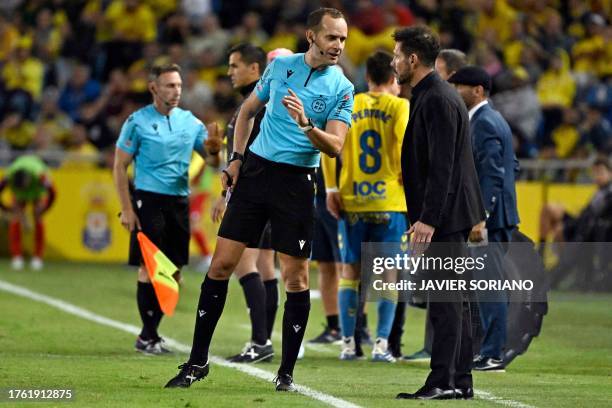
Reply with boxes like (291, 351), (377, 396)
(279, 290), (310, 376)
(239, 272), (268, 345)
(264, 278), (279, 339)
(189, 276), (229, 365)
(137, 281), (163, 340)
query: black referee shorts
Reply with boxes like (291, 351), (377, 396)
(128, 190), (190, 268)
(218, 153), (315, 258)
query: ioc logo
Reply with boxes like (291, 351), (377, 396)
(353, 180), (386, 196)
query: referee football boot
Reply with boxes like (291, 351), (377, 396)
(135, 337), (172, 355)
(473, 356), (506, 372)
(164, 361), (209, 388)
(274, 373), (296, 392)
(227, 340), (274, 363)
(308, 325), (342, 344)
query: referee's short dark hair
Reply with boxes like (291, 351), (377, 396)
(366, 51), (394, 85)
(149, 63), (181, 81)
(437, 49), (467, 74)
(228, 43), (267, 75)
(393, 26), (440, 68)
(307, 7), (345, 32)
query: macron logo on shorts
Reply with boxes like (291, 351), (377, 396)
(293, 324), (301, 333)
(198, 310), (206, 317)
(299, 240), (306, 250)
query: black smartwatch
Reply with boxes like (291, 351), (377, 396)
(229, 152), (244, 165)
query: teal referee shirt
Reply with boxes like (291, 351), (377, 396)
(116, 105), (207, 197)
(250, 53), (354, 167)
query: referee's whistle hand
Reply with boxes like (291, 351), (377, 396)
(222, 161), (240, 190)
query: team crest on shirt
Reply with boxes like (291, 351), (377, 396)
(311, 97), (326, 113)
(152, 123), (158, 132)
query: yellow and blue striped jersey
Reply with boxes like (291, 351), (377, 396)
(322, 92), (409, 212)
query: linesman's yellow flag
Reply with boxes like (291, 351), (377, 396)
(137, 232), (179, 316)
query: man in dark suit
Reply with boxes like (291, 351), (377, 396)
(391, 27), (486, 400)
(449, 66), (520, 372)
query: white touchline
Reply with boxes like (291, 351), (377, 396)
(0, 279), (359, 408)
(0, 279), (536, 408)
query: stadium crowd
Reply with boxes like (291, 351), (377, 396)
(0, 0), (610, 168)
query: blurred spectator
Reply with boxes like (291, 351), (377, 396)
(264, 20), (298, 53)
(187, 13), (230, 64)
(537, 49), (576, 109)
(232, 11), (268, 47)
(181, 69), (213, 119)
(61, 123), (99, 170)
(58, 63), (101, 121)
(492, 67), (542, 154)
(1, 112), (37, 150)
(181, 0), (212, 27)
(0, 12), (19, 61)
(474, 0), (518, 45)
(571, 13), (607, 83)
(1, 37), (44, 119)
(351, 0), (385, 35)
(101, 0), (157, 75)
(36, 88), (73, 147)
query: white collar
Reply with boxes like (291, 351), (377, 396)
(468, 100), (488, 121)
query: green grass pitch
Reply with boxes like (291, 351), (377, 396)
(0, 261), (610, 407)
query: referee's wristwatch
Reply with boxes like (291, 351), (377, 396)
(228, 151), (244, 165)
(299, 117), (315, 133)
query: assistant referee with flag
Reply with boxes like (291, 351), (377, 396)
(113, 63), (221, 356)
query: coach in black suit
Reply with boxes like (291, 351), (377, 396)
(449, 66), (520, 372)
(391, 27), (486, 400)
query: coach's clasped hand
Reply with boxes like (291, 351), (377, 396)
(408, 221), (435, 255)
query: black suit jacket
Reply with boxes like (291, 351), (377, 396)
(470, 103), (520, 230)
(401, 72), (485, 235)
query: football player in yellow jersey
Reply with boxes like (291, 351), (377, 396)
(321, 51), (409, 362)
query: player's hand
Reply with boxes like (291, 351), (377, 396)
(120, 208), (141, 232)
(407, 221), (435, 255)
(282, 89), (308, 127)
(469, 221), (486, 242)
(211, 196), (227, 223)
(205, 122), (223, 155)
(326, 191), (344, 220)
(222, 160), (241, 191)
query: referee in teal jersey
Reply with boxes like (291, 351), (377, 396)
(165, 8), (354, 391)
(113, 63), (221, 356)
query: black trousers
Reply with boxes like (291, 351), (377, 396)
(424, 230), (473, 390)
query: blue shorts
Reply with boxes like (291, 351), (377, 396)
(338, 212), (407, 264)
(310, 198), (341, 262)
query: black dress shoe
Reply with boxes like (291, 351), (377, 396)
(455, 387), (474, 399)
(396, 387), (456, 400)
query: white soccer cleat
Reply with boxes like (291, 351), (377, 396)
(11, 256), (24, 270)
(339, 336), (357, 360)
(30, 257), (43, 271)
(372, 337), (396, 363)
